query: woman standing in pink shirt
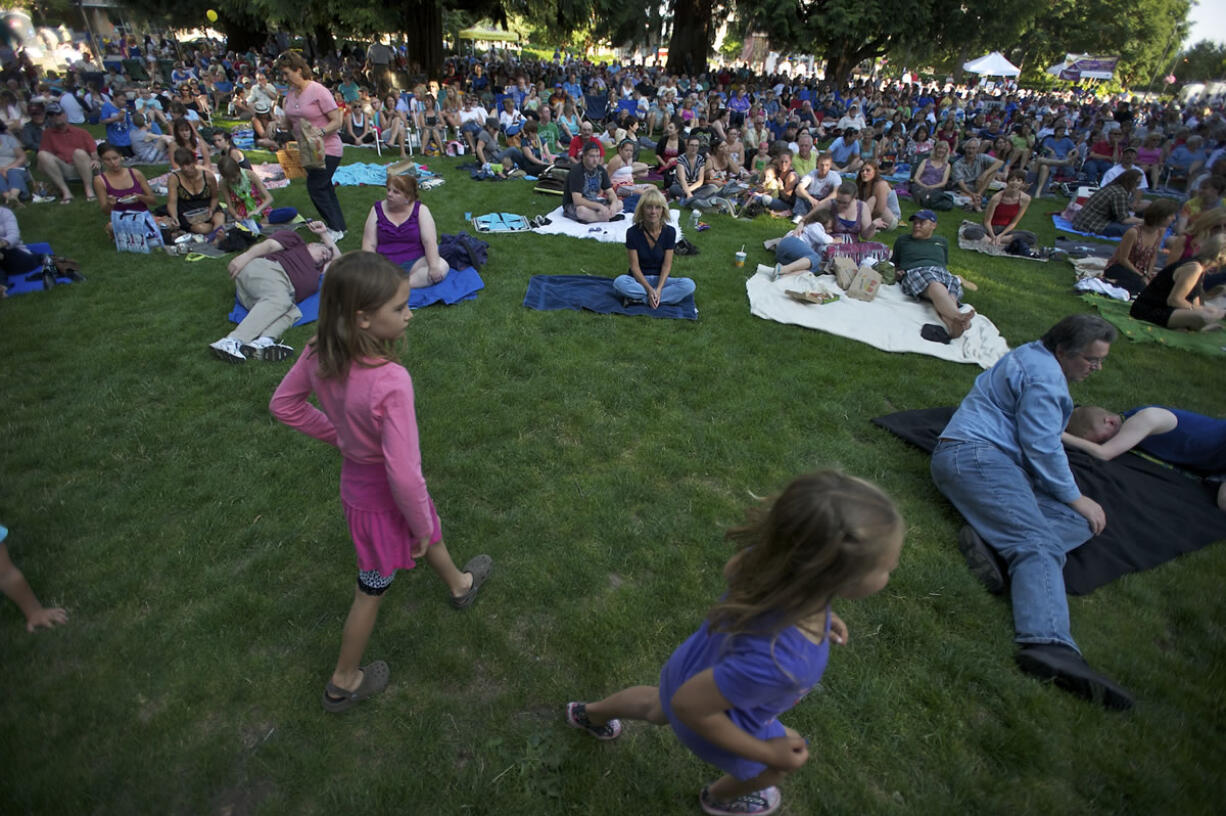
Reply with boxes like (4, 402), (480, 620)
(276, 51), (347, 243)
(270, 252), (493, 712)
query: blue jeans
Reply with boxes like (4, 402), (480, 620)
(0, 168), (29, 199)
(614, 273), (695, 304)
(1081, 158), (1112, 184)
(931, 439), (1091, 652)
(776, 235), (823, 271)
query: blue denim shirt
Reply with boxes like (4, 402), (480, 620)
(940, 340), (1080, 503)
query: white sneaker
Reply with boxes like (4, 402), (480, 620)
(327, 229), (346, 244)
(209, 337), (246, 363)
(240, 336), (294, 361)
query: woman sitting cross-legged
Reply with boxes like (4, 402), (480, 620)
(614, 188), (695, 309)
(167, 147), (224, 237)
(360, 173), (449, 288)
(981, 170), (1034, 246)
(93, 141), (156, 237)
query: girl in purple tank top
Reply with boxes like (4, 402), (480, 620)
(93, 142), (155, 216)
(360, 174), (451, 288)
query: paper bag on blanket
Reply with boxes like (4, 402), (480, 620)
(747, 269), (1009, 368)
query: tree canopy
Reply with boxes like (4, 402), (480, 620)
(118, 0), (1199, 89)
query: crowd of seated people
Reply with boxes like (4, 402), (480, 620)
(3, 36), (1223, 316)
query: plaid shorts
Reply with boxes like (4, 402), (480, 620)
(899, 265), (963, 303)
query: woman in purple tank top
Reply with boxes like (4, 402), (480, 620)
(360, 174), (450, 288)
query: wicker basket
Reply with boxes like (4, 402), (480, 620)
(276, 142), (305, 180)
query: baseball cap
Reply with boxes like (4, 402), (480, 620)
(45, 102), (64, 115)
(910, 209), (938, 223)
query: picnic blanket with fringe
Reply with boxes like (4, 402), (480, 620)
(747, 267), (1008, 368)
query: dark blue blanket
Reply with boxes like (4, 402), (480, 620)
(230, 266), (484, 326)
(522, 274), (698, 320)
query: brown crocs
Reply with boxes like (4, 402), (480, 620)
(321, 660), (390, 713)
(450, 554), (493, 609)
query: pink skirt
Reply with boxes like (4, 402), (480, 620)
(340, 459), (441, 576)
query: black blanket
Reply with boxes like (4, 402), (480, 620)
(873, 407), (1226, 595)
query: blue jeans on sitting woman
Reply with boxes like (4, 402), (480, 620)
(931, 439), (1092, 653)
(613, 273), (695, 304)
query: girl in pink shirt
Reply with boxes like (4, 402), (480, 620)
(270, 252), (493, 713)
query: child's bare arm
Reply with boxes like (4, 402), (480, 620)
(0, 544), (68, 632)
(1062, 407), (1177, 461)
(670, 669), (809, 772)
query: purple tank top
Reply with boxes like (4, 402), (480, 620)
(103, 169), (148, 212)
(375, 200), (424, 266)
(918, 160), (946, 186)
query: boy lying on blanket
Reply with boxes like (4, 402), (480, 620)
(1064, 405), (1226, 510)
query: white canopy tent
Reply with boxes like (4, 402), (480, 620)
(962, 52), (1021, 77)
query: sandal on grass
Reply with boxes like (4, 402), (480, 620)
(450, 554), (493, 609)
(321, 660), (390, 713)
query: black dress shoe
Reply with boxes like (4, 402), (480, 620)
(1015, 643), (1135, 710)
(957, 525), (1007, 594)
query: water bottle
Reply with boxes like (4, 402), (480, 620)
(689, 209), (700, 229)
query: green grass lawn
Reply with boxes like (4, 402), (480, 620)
(1, 141), (1223, 815)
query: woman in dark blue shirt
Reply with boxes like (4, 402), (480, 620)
(613, 188), (695, 309)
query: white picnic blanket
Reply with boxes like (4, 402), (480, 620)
(747, 266), (1010, 369)
(531, 206), (684, 243)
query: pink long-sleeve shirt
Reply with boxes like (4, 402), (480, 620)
(270, 348), (434, 541)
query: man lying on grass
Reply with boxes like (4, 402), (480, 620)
(209, 221), (339, 364)
(1064, 405), (1226, 510)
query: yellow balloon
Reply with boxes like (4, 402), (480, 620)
(206, 10), (218, 22)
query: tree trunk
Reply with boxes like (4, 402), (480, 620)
(402, 0), (443, 78)
(666, 0), (713, 75)
(219, 15), (264, 54)
(825, 49), (855, 87)
(314, 24), (335, 60)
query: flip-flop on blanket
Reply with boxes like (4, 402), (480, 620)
(531, 206), (684, 244)
(1082, 294), (1226, 357)
(873, 406), (1226, 595)
(1052, 214), (1122, 242)
(229, 266), (484, 327)
(523, 274), (697, 320)
(747, 267), (1008, 368)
